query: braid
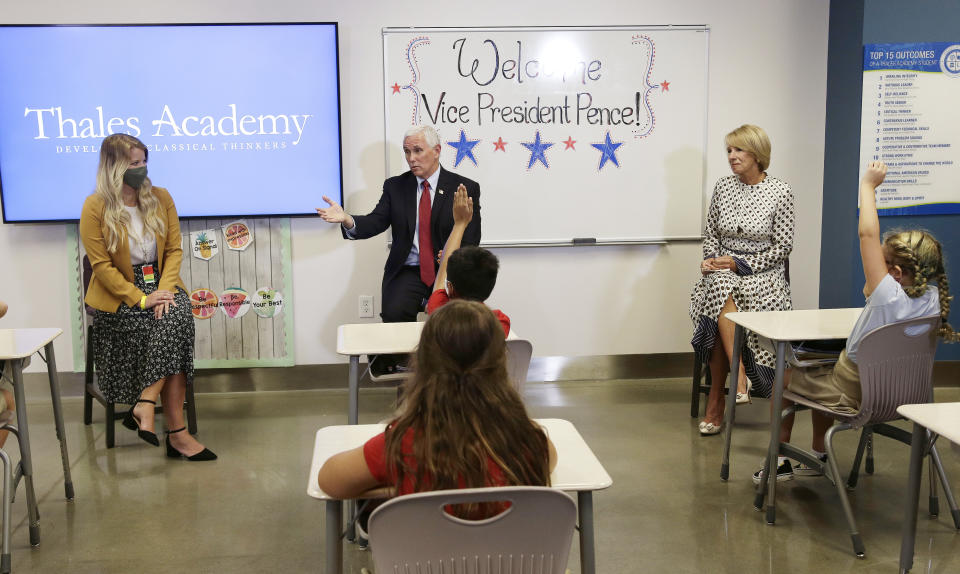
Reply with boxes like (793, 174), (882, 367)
(935, 272), (960, 342)
(884, 229), (959, 343)
(887, 234), (927, 297)
(905, 260), (932, 298)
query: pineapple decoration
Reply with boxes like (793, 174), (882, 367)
(197, 231), (212, 258)
(190, 228), (220, 261)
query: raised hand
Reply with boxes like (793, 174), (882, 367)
(862, 160), (887, 188)
(452, 185), (473, 225)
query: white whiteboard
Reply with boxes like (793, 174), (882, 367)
(382, 26), (709, 245)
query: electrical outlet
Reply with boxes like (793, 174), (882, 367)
(359, 295), (374, 318)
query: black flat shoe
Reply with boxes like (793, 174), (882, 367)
(122, 399), (159, 446)
(165, 427), (217, 461)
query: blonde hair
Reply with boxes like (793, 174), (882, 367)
(884, 229), (959, 342)
(725, 124), (771, 172)
(95, 134), (165, 253)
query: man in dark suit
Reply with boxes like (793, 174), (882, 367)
(317, 125), (482, 323)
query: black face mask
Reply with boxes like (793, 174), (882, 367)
(124, 166), (148, 189)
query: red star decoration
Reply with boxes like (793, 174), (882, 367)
(563, 136), (576, 150)
(493, 137), (507, 152)
(660, 80), (670, 92)
(391, 83), (401, 94)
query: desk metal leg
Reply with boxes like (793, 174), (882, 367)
(899, 423), (926, 573)
(346, 500), (356, 543)
(761, 341), (787, 524)
(44, 343), (74, 500)
(578, 491), (596, 574)
(721, 325), (745, 481)
(345, 355), (360, 542)
(325, 500), (343, 574)
(9, 361), (40, 546)
(348, 355), (359, 425)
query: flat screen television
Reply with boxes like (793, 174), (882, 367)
(0, 23), (342, 223)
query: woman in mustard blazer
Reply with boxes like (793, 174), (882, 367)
(80, 134), (214, 461)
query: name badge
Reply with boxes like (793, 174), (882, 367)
(142, 264), (156, 284)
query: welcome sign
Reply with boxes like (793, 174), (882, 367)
(383, 26), (709, 244)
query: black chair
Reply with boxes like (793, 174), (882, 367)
(81, 255), (198, 448)
(690, 354), (712, 418)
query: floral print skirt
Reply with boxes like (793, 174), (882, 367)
(92, 263), (194, 405)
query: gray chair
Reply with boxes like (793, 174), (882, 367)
(777, 314), (960, 558)
(368, 486), (577, 574)
(0, 409), (18, 573)
(505, 338), (533, 394)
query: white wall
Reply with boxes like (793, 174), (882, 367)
(0, 0), (829, 370)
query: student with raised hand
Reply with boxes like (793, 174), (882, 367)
(426, 187), (510, 336)
(754, 160), (959, 484)
(317, 300), (555, 515)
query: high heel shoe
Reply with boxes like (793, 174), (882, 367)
(699, 420), (723, 436)
(122, 399), (159, 446)
(166, 427), (217, 461)
(735, 380), (753, 405)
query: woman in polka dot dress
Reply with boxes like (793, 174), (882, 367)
(690, 125), (795, 435)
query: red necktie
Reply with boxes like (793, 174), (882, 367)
(418, 181), (435, 286)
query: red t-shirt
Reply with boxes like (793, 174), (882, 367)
(363, 427), (507, 496)
(426, 290), (511, 337)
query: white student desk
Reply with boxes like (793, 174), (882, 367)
(307, 418), (612, 574)
(721, 308), (863, 522)
(896, 402), (960, 574)
(336, 322), (519, 424)
(0, 328), (75, 551)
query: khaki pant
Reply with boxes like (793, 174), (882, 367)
(788, 349), (861, 414)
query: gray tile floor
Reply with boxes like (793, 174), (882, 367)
(5, 378), (960, 573)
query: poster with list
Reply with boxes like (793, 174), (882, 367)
(860, 42), (960, 215)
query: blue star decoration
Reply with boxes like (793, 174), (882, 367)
(591, 131), (624, 170)
(446, 129), (481, 168)
(521, 130), (554, 170)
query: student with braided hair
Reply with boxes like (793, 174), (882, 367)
(884, 230), (958, 342)
(755, 160), (958, 484)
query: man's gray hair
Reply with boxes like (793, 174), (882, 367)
(403, 125), (440, 148)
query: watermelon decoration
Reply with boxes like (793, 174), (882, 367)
(220, 287), (250, 319)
